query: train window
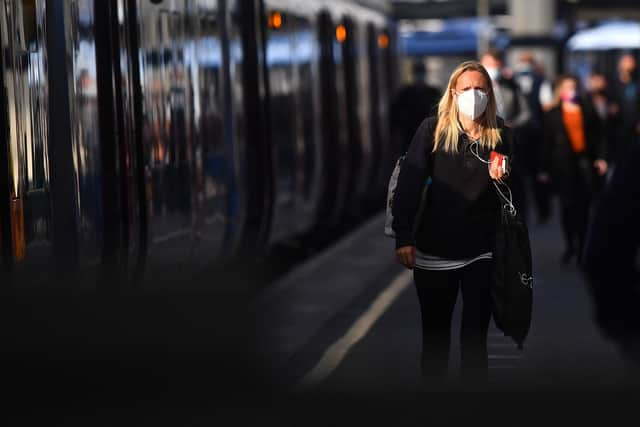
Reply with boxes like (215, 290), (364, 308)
(137, 0), (195, 229)
(0, 0), (51, 260)
(64, 0), (104, 259)
(197, 12), (226, 183)
(21, 0), (36, 49)
(292, 16), (318, 201)
(265, 8), (297, 198)
(18, 0), (48, 193)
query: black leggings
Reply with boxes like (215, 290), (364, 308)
(413, 259), (492, 388)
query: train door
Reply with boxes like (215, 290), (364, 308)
(262, 3), (318, 245)
(50, 0), (145, 290)
(316, 11), (349, 229)
(340, 17), (370, 221)
(65, 0), (108, 279)
(0, 0), (52, 285)
(366, 23), (383, 203)
(229, 0), (273, 259)
(382, 27), (398, 107)
(291, 12), (323, 234)
(189, 0), (242, 271)
(84, 0), (147, 286)
(263, 5), (296, 244)
(135, 0), (199, 286)
(366, 23), (392, 203)
(352, 18), (373, 211)
(109, 0), (146, 284)
(377, 27), (393, 201)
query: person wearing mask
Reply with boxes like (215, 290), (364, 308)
(392, 61), (513, 389)
(537, 74), (608, 266)
(480, 49), (531, 223)
(390, 60), (442, 156)
(480, 49), (531, 129)
(513, 52), (554, 224)
(609, 53), (640, 166)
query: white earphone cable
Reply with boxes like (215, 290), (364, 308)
(469, 141), (517, 216)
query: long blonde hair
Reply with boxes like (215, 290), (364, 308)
(434, 61), (502, 153)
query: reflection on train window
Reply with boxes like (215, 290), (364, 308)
(68, 0), (104, 255)
(18, 0), (48, 193)
(137, 0), (195, 240)
(264, 9), (319, 205)
(265, 9), (297, 202)
(197, 12), (227, 208)
(0, 0), (51, 260)
(294, 18), (318, 200)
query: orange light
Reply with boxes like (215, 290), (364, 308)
(11, 197), (25, 262)
(378, 33), (390, 49)
(336, 25), (347, 43)
(269, 11), (283, 29)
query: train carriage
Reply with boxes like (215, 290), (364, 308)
(0, 0), (397, 291)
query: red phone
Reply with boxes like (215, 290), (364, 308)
(490, 151), (508, 174)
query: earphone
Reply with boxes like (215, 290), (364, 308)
(469, 141), (517, 217)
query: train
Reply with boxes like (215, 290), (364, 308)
(0, 0), (399, 291)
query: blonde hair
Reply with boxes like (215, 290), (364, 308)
(434, 61), (502, 153)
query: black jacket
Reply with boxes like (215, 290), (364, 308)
(607, 78), (640, 163)
(392, 116), (515, 258)
(539, 103), (605, 202)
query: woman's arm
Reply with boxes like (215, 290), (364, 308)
(391, 117), (434, 250)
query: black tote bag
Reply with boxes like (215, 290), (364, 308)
(490, 182), (533, 349)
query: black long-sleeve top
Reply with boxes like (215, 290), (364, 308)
(538, 102), (606, 174)
(538, 102), (606, 203)
(391, 116), (515, 258)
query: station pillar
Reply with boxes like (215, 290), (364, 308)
(507, 0), (558, 78)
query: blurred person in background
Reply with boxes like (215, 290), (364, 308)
(581, 142), (640, 367)
(390, 60), (442, 156)
(608, 53), (640, 167)
(480, 48), (531, 129)
(392, 61), (513, 390)
(584, 71), (614, 193)
(538, 74), (608, 266)
(480, 48), (531, 223)
(513, 51), (554, 224)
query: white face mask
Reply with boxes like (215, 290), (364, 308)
(455, 89), (488, 120)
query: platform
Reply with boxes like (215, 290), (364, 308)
(250, 209), (640, 425)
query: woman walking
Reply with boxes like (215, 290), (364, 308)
(537, 74), (608, 265)
(391, 61), (513, 389)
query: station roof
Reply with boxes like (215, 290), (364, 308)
(567, 20), (640, 51)
(392, 0), (507, 20)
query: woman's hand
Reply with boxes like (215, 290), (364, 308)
(396, 246), (416, 270)
(489, 155), (508, 182)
